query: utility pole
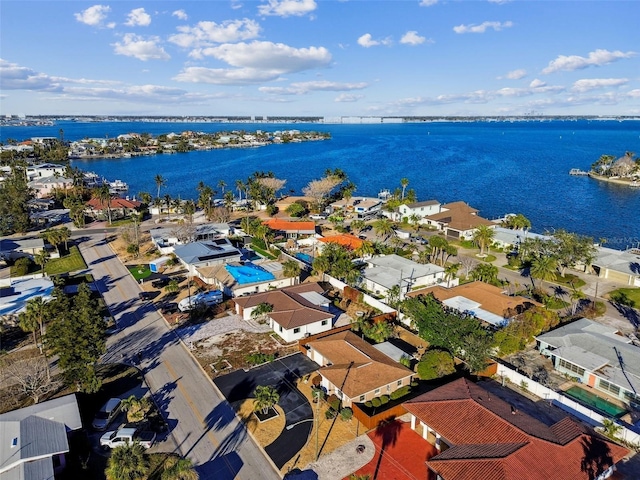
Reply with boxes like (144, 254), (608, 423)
(313, 389), (321, 461)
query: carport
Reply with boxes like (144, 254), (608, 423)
(214, 353), (319, 469)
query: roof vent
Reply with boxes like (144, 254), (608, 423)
(511, 405), (517, 415)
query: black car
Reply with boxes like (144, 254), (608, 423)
(138, 291), (152, 301)
(151, 276), (170, 289)
(160, 302), (178, 314)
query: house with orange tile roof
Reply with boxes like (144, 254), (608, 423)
(318, 234), (363, 251)
(262, 219), (316, 238)
(407, 281), (540, 328)
(84, 197), (142, 221)
(425, 201), (496, 239)
(304, 330), (413, 407)
(233, 283), (333, 342)
(403, 377), (628, 480)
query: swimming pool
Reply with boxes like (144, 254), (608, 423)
(295, 252), (314, 264)
(225, 263), (275, 284)
(565, 386), (627, 418)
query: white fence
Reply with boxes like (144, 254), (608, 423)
(0, 272), (45, 287)
(496, 363), (640, 446)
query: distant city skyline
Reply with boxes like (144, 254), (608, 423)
(1, 1), (639, 117)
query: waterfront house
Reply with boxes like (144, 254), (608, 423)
(26, 163), (67, 181)
(403, 377), (628, 480)
(262, 219), (316, 239)
(233, 283), (333, 342)
(490, 226), (548, 251)
(304, 330), (413, 407)
(408, 281), (540, 328)
(590, 246), (640, 286)
(0, 394), (82, 480)
(536, 317), (640, 407)
(173, 239), (242, 277)
(398, 200), (441, 223)
(28, 176), (74, 198)
(424, 201), (495, 239)
(328, 196), (383, 218)
(361, 254), (445, 301)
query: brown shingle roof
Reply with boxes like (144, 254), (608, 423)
(309, 330), (413, 399)
(426, 201), (494, 232)
(403, 378), (629, 480)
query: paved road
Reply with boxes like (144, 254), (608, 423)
(79, 234), (281, 480)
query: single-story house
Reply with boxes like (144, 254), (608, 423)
(0, 238), (45, 260)
(262, 219), (316, 239)
(304, 330), (413, 407)
(328, 197), (382, 218)
(362, 254), (445, 300)
(28, 176), (74, 198)
(397, 200), (441, 223)
(233, 283), (333, 342)
(424, 201), (495, 239)
(318, 234), (363, 251)
(403, 378), (628, 480)
(196, 260), (296, 296)
(0, 277), (54, 323)
(536, 317), (640, 406)
(84, 197), (142, 221)
(590, 247), (640, 286)
(491, 226), (549, 251)
(0, 394), (82, 480)
(173, 239), (242, 276)
(408, 281), (541, 328)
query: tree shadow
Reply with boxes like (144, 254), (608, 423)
(195, 450), (243, 480)
(580, 435), (614, 479)
(372, 417), (403, 480)
(611, 301), (640, 328)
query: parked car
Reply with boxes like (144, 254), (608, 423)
(92, 398), (122, 431)
(138, 291), (152, 301)
(100, 427), (156, 449)
(160, 302), (178, 314)
(151, 276), (170, 289)
(309, 213), (327, 220)
(178, 290), (223, 312)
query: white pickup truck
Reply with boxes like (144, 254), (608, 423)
(100, 427), (156, 449)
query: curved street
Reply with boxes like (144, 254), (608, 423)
(79, 233), (281, 480)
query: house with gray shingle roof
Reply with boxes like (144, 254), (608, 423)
(173, 238), (242, 276)
(590, 247), (640, 286)
(0, 394), (82, 480)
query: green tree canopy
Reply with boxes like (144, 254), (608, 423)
(417, 349), (455, 380)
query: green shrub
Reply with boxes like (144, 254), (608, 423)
(266, 204), (278, 216)
(417, 349), (456, 380)
(245, 352), (275, 365)
(380, 395), (389, 405)
(399, 355), (412, 368)
(12, 257), (32, 276)
(390, 385), (411, 400)
(325, 408), (337, 420)
(371, 397), (381, 408)
(364, 401), (372, 408)
(328, 394), (341, 411)
(340, 407), (353, 421)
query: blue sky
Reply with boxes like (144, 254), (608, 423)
(1, 0), (639, 117)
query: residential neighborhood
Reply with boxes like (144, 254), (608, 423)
(1, 144), (640, 480)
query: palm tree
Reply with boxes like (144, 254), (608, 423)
(163, 194), (172, 221)
(570, 287), (586, 315)
(18, 310), (39, 349)
(138, 191), (152, 205)
(409, 213), (420, 232)
(444, 263), (460, 288)
(171, 197), (182, 219)
(24, 296), (49, 351)
(217, 179), (226, 194)
(58, 226), (71, 252)
(355, 240), (375, 259)
(235, 179), (245, 201)
(34, 251), (49, 275)
(183, 200), (196, 225)
(96, 184), (113, 224)
(472, 225), (495, 256)
(251, 302), (273, 324)
(373, 218), (394, 242)
(223, 190), (235, 210)
(164, 279), (180, 296)
(349, 219), (366, 235)
(600, 418), (622, 439)
(154, 174), (166, 199)
(400, 177), (409, 199)
(282, 259), (301, 279)
(105, 442), (149, 480)
(161, 456), (199, 480)
(121, 395), (151, 423)
(253, 385), (280, 415)
(530, 255), (557, 291)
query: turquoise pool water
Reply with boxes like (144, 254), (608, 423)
(225, 263), (275, 284)
(296, 253), (314, 264)
(565, 386), (627, 418)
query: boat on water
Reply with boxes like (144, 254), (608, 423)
(108, 179), (129, 193)
(378, 188), (392, 200)
(569, 168), (589, 176)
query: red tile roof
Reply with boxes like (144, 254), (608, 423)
(263, 218), (315, 233)
(403, 378), (628, 480)
(86, 197), (142, 210)
(318, 234), (363, 250)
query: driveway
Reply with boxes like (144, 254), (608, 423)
(214, 353), (320, 468)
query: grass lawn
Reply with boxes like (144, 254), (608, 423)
(128, 264), (152, 281)
(608, 288), (640, 308)
(45, 246), (87, 275)
(551, 273), (586, 288)
(481, 254), (497, 263)
(251, 245), (278, 260)
(545, 297), (570, 310)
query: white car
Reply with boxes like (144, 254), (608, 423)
(178, 290), (223, 312)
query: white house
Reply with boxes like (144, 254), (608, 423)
(362, 254), (445, 300)
(328, 197), (383, 218)
(233, 283), (334, 343)
(173, 239), (242, 276)
(28, 176), (74, 198)
(26, 163), (67, 181)
(397, 200), (441, 223)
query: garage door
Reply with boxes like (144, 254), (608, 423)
(605, 269), (631, 284)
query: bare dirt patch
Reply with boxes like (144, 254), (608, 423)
(237, 401), (286, 447)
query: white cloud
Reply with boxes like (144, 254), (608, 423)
(125, 8), (151, 27)
(259, 80), (367, 95)
(112, 34), (170, 61)
(74, 5), (115, 28)
(504, 69), (526, 80)
(572, 78), (628, 92)
(258, 0), (317, 17)
(174, 67), (280, 85)
(335, 93), (364, 102)
(0, 59), (59, 91)
(488, 0), (512, 4)
(529, 78), (546, 88)
(419, 0), (438, 6)
(628, 89), (640, 98)
(453, 21), (513, 34)
(169, 19), (261, 48)
(400, 31), (426, 46)
(542, 49), (636, 74)
(357, 33), (392, 48)
(172, 10), (188, 21)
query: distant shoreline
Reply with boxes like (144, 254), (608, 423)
(589, 172), (640, 187)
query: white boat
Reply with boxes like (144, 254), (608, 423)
(108, 179), (128, 192)
(378, 188), (392, 200)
